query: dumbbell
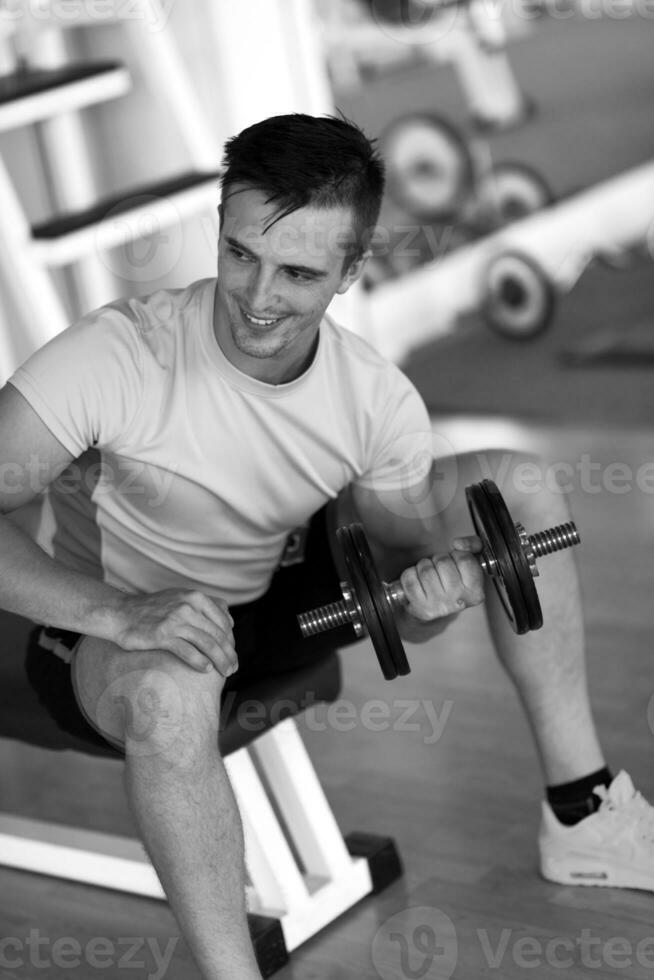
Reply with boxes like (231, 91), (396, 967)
(298, 479), (579, 680)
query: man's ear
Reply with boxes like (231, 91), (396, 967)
(336, 249), (371, 294)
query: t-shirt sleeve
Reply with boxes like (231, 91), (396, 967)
(355, 367), (434, 493)
(8, 305), (144, 457)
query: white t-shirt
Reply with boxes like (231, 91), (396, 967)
(9, 278), (432, 604)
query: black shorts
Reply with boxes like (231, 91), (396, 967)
(25, 506), (357, 753)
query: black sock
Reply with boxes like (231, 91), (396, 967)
(546, 766), (613, 826)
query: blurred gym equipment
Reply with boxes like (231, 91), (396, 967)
(360, 161), (654, 361)
(380, 113), (552, 228)
(316, 0), (531, 129)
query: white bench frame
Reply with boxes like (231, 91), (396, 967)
(0, 717), (374, 954)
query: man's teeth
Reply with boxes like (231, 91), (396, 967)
(243, 311), (282, 326)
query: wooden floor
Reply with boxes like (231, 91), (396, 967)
(1, 419), (654, 979)
(2, 12), (654, 980)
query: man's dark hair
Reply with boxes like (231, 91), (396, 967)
(219, 113), (385, 270)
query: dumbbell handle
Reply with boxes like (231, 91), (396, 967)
(298, 520), (579, 639)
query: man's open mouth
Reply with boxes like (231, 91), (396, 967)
(240, 307), (286, 327)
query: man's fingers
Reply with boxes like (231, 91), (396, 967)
(401, 559), (435, 602)
(169, 637), (235, 676)
(410, 555), (464, 596)
(401, 557), (457, 616)
(432, 555), (463, 593)
(401, 547), (485, 620)
(178, 601), (236, 653)
(186, 591), (234, 631)
(176, 625), (238, 677)
(450, 549), (485, 604)
(168, 639), (213, 673)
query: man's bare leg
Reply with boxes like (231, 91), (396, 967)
(438, 450), (605, 784)
(73, 639), (262, 980)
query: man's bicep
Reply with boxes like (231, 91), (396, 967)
(0, 384), (76, 513)
(349, 468), (445, 578)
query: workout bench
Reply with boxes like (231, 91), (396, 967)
(0, 611), (402, 977)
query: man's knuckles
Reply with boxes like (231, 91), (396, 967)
(401, 552), (486, 621)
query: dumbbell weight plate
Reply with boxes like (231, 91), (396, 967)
(477, 162), (554, 227)
(380, 113), (474, 221)
(338, 524), (410, 680)
(481, 250), (556, 340)
(465, 480), (543, 634)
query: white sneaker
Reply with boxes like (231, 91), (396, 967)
(539, 771), (654, 891)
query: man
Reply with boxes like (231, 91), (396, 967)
(0, 114), (651, 979)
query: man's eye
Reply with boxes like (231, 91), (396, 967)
(229, 247), (251, 262)
(287, 270), (311, 282)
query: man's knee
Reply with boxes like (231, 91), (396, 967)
(74, 639), (224, 759)
(441, 448), (571, 524)
(479, 449), (572, 524)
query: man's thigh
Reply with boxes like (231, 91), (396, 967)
(72, 637), (224, 754)
(226, 502), (358, 686)
(71, 503), (350, 738)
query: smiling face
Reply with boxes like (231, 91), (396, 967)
(214, 185), (367, 383)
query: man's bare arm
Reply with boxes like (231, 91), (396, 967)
(335, 471), (485, 642)
(0, 384), (236, 673)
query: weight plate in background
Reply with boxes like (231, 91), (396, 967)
(380, 113), (474, 221)
(477, 162), (554, 227)
(481, 250), (556, 340)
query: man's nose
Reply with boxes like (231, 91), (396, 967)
(245, 269), (277, 313)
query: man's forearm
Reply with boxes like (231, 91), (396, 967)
(0, 512), (124, 639)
